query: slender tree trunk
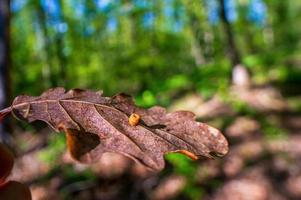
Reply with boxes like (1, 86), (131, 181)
(218, 0), (251, 87)
(218, 0), (241, 66)
(189, 16), (205, 66)
(36, 1), (57, 87)
(56, 0), (67, 86)
(55, 34), (66, 86)
(0, 0), (11, 142)
(183, 0), (206, 66)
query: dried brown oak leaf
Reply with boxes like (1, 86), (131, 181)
(0, 88), (228, 171)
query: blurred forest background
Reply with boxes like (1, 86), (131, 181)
(1, 0), (301, 199)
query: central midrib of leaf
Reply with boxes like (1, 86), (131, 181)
(10, 99), (198, 154)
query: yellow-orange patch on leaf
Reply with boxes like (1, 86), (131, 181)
(129, 113), (140, 126)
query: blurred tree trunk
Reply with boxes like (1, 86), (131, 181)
(55, 34), (66, 86)
(218, 0), (250, 86)
(56, 0), (67, 86)
(188, 14), (205, 66)
(36, 1), (57, 87)
(218, 0), (241, 66)
(0, 0), (11, 142)
(183, 0), (206, 66)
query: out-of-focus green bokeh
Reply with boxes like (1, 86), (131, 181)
(11, 0), (301, 103)
(5, 0), (301, 199)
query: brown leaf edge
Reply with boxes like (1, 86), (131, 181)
(0, 109), (10, 123)
(0, 89), (229, 171)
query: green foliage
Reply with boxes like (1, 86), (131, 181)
(165, 153), (202, 199)
(165, 153), (197, 177)
(262, 117), (288, 140)
(38, 133), (66, 166)
(11, 0), (301, 100)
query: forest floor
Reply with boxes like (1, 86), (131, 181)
(7, 83), (301, 200)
